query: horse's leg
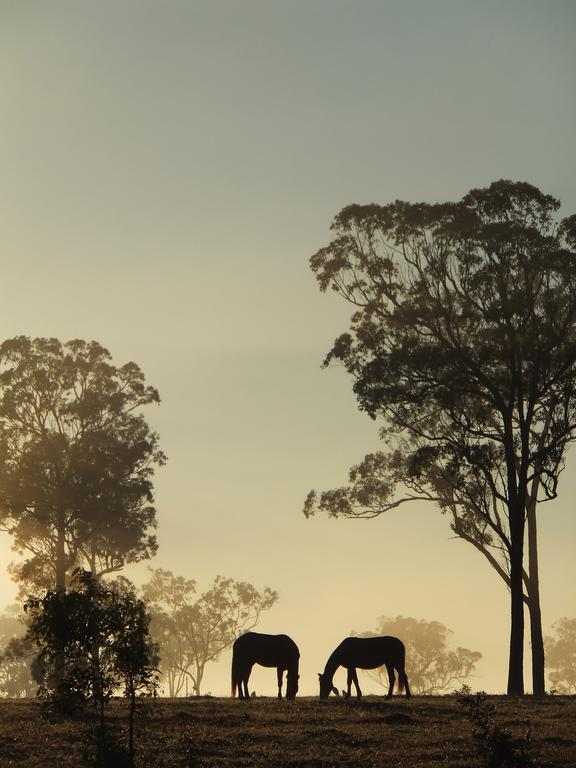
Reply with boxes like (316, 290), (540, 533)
(385, 663), (395, 698)
(277, 667), (284, 699)
(345, 668), (353, 698)
(242, 664), (253, 699)
(352, 668), (362, 698)
(402, 670), (412, 698)
(237, 666), (246, 700)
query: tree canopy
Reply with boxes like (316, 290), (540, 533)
(0, 337), (165, 595)
(307, 180), (576, 694)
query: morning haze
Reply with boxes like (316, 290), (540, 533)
(0, 0), (575, 700)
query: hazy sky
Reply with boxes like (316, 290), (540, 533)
(1, 1), (575, 695)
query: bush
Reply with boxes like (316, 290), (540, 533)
(25, 569), (159, 764)
(460, 692), (541, 768)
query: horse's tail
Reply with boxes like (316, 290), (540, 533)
(397, 673), (405, 694)
(397, 640), (406, 693)
(231, 646), (239, 697)
(396, 639), (411, 697)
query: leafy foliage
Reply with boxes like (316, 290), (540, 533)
(24, 569), (159, 716)
(545, 617), (576, 694)
(356, 615), (482, 694)
(0, 337), (165, 594)
(142, 568), (278, 696)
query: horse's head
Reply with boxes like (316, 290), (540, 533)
(286, 673), (299, 700)
(318, 673), (339, 699)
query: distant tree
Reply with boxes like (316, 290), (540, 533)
(355, 615), (482, 695)
(306, 180), (576, 695)
(141, 570), (196, 698)
(0, 336), (165, 601)
(0, 604), (37, 697)
(142, 569), (278, 696)
(545, 618), (576, 694)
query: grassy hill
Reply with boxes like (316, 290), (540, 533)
(0, 695), (574, 767)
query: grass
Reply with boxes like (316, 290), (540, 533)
(0, 695), (574, 767)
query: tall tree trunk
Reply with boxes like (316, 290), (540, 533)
(54, 509), (67, 687)
(507, 508), (525, 695)
(527, 501), (545, 696)
(504, 414), (526, 697)
(55, 510), (67, 592)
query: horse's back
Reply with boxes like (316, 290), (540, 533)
(233, 632), (299, 666)
(338, 635), (405, 669)
(276, 633), (300, 659)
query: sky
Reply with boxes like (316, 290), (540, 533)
(0, 0), (575, 695)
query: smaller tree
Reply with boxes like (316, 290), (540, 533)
(108, 584), (159, 766)
(356, 616), (482, 695)
(545, 618), (576, 694)
(25, 569), (158, 734)
(142, 569), (278, 696)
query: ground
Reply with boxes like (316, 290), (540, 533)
(0, 695), (574, 767)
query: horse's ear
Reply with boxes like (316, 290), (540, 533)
(318, 673), (322, 679)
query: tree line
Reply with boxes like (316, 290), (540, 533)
(0, 337), (277, 703)
(1, 179), (575, 704)
(3, 598), (573, 699)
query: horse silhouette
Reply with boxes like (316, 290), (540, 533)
(318, 636), (411, 699)
(231, 632), (300, 700)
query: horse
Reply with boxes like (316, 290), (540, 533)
(318, 636), (411, 699)
(231, 632), (300, 700)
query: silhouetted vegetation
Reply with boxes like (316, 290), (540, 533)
(82, 725), (133, 768)
(142, 568), (278, 696)
(460, 691), (542, 767)
(306, 180), (576, 695)
(356, 615), (482, 694)
(24, 569), (158, 764)
(545, 617), (576, 694)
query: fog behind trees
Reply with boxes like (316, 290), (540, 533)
(0, 2), (575, 696)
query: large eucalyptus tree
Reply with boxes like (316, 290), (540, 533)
(306, 181), (576, 695)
